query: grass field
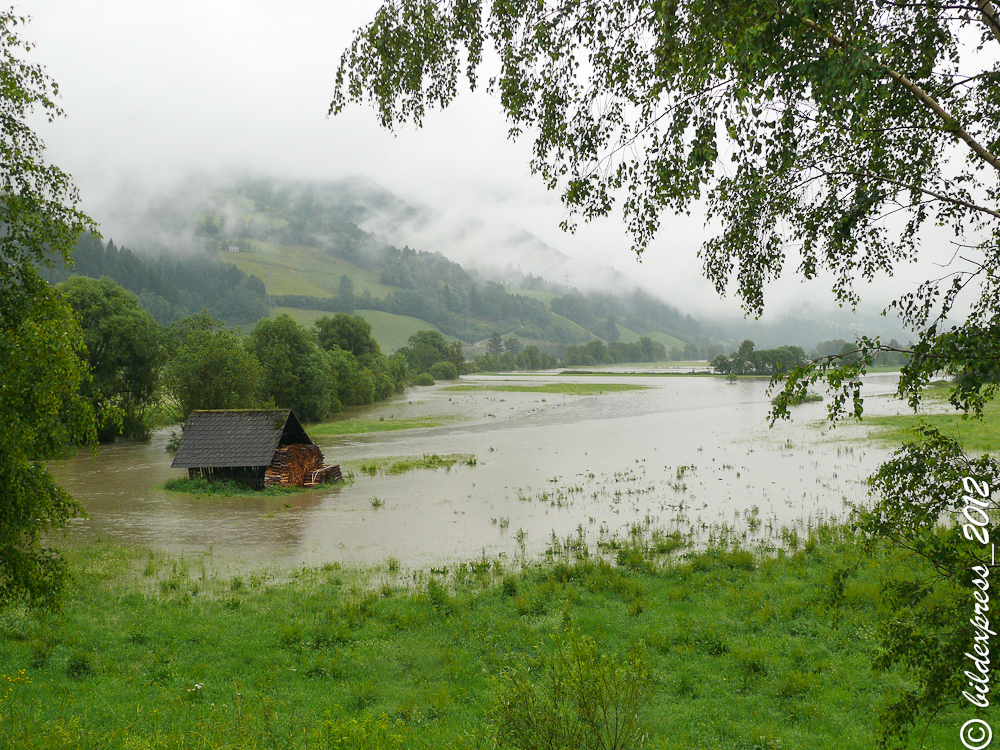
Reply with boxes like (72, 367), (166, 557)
(549, 312), (595, 341)
(505, 286), (559, 307)
(558, 368), (710, 377)
(861, 382), (1000, 453)
(614, 323), (642, 343)
(355, 310), (456, 352)
(442, 383), (648, 395)
(643, 330), (688, 351)
(308, 415), (462, 437)
(218, 243), (395, 299)
(0, 524), (961, 749)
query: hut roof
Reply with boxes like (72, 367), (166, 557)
(170, 409), (313, 469)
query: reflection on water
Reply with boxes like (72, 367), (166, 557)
(48, 372), (903, 569)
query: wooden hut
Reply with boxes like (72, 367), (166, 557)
(170, 409), (340, 489)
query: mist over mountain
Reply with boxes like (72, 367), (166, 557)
(86, 173), (909, 351)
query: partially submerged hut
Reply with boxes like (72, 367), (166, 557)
(170, 409), (340, 489)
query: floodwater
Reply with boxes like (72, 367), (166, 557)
(48, 372), (905, 570)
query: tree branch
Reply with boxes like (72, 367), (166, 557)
(795, 14), (1000, 174)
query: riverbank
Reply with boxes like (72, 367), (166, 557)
(0, 526), (958, 748)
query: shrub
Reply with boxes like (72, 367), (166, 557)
(429, 360), (458, 380)
(413, 372), (435, 386)
(493, 630), (650, 750)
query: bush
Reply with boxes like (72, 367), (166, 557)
(429, 360), (459, 380)
(413, 372), (435, 386)
(493, 629), (650, 750)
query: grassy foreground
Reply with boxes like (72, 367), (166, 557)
(0, 526), (960, 749)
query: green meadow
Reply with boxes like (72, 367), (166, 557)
(220, 244), (395, 299)
(862, 382), (1000, 452)
(0, 525), (959, 748)
(308, 415), (462, 437)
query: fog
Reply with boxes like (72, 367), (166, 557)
(15, 0), (966, 331)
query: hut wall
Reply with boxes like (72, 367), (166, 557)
(264, 444), (325, 487)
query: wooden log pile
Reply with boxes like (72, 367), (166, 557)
(264, 444), (324, 488)
(303, 464), (343, 488)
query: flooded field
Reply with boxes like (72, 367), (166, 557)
(48, 371), (905, 570)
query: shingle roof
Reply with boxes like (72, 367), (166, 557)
(170, 410), (313, 469)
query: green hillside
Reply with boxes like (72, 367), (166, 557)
(507, 286), (558, 306)
(549, 312), (594, 340)
(271, 307), (452, 352)
(79, 177), (709, 356)
(615, 323), (641, 343)
(219, 243), (394, 299)
(645, 330), (687, 351)
(354, 310), (454, 352)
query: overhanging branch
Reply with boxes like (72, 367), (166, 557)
(795, 14), (1000, 175)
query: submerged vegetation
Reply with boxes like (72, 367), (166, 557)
(355, 453), (478, 477)
(0, 525), (964, 749)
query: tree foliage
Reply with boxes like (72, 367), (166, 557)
(335, 0), (1000, 742)
(861, 427), (999, 746)
(0, 11), (97, 608)
(163, 317), (264, 416)
(250, 315), (337, 423)
(398, 329), (462, 373)
(335, 0), (1000, 407)
(61, 276), (163, 441)
(710, 340), (806, 376)
(315, 312), (382, 363)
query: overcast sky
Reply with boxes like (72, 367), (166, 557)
(14, 0), (963, 324)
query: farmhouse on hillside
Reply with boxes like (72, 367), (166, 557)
(170, 409), (341, 489)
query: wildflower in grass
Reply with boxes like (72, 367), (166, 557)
(0, 670), (30, 706)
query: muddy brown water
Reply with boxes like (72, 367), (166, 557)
(48, 372), (903, 570)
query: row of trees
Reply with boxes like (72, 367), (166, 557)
(811, 339), (910, 368)
(395, 330), (467, 380)
(563, 337), (668, 367)
(710, 341), (808, 376)
(60, 276), (408, 441)
(475, 346), (559, 372)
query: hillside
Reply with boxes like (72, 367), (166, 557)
(75, 176), (712, 356)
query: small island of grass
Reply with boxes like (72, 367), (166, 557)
(353, 453), (478, 476)
(307, 414), (462, 437)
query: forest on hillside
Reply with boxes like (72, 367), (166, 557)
(52, 182), (708, 352)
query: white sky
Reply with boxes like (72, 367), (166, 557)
(14, 0), (966, 325)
